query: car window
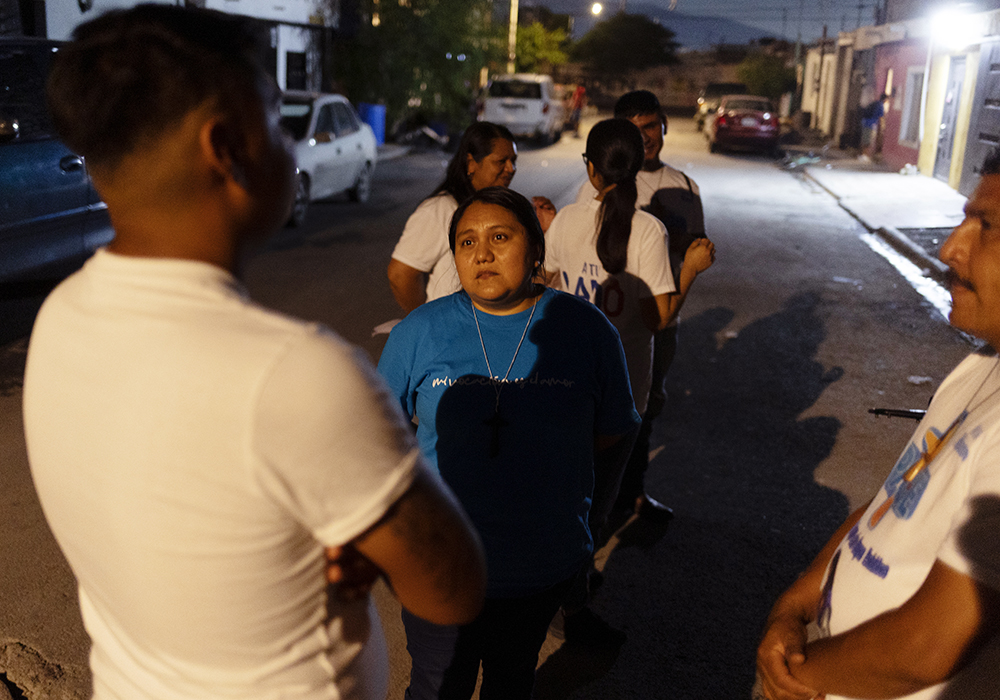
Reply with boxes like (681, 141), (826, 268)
(331, 102), (359, 137)
(279, 100), (312, 141)
(489, 81), (542, 99)
(725, 99), (772, 112)
(1, 43), (57, 141)
(315, 104), (335, 136)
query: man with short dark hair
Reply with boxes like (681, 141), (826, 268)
(757, 147), (1000, 700)
(24, 6), (485, 699)
(576, 89), (713, 522)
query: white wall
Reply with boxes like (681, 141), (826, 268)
(47, 0), (333, 41)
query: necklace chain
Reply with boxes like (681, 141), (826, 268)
(472, 297), (537, 410)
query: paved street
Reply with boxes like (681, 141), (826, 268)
(0, 117), (976, 699)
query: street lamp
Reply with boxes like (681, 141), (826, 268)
(591, 2), (602, 15)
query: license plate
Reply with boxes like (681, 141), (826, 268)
(741, 117), (758, 126)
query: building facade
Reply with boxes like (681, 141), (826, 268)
(43, 0), (336, 91)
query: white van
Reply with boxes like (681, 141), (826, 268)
(480, 74), (564, 145)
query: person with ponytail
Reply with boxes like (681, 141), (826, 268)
(546, 118), (714, 510)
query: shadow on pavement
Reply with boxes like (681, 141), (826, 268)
(534, 292), (850, 699)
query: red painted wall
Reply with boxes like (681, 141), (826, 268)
(874, 39), (927, 172)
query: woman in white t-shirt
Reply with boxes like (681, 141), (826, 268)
(545, 118), (714, 517)
(550, 120), (686, 412)
(387, 122), (517, 314)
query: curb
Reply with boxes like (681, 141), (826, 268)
(799, 166), (948, 286)
(874, 225), (949, 285)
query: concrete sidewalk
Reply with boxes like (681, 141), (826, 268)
(783, 144), (968, 285)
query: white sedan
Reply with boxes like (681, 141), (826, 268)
(280, 91), (378, 226)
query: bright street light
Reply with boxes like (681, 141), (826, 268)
(591, 3), (602, 15)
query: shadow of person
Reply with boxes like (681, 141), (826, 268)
(534, 292), (851, 699)
(938, 494), (1000, 699)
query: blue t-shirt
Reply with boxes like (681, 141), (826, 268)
(378, 288), (639, 596)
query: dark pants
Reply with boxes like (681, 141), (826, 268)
(615, 324), (678, 509)
(402, 577), (573, 700)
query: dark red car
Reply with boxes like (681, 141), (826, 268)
(706, 95), (780, 155)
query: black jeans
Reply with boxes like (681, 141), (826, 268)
(402, 577), (574, 700)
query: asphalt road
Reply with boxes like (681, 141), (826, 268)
(0, 117), (975, 700)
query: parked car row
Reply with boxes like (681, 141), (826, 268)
(1, 41), (380, 284)
(704, 94), (781, 156)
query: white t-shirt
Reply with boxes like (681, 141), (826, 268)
(575, 161), (701, 212)
(545, 199), (675, 414)
(390, 192), (461, 302)
(819, 351), (1000, 700)
(23, 249), (422, 700)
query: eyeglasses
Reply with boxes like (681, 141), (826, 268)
(581, 153), (589, 165)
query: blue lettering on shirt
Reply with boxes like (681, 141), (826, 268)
(847, 524), (890, 579)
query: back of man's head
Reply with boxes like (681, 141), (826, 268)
(47, 3), (268, 173)
(614, 90), (665, 122)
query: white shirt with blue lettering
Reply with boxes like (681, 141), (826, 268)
(819, 350), (1000, 699)
(545, 199), (674, 414)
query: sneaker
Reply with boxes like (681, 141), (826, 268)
(635, 493), (673, 524)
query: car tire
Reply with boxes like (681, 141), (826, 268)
(709, 141), (719, 154)
(287, 173), (309, 227)
(348, 162), (373, 203)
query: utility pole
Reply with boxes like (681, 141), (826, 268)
(507, 0), (518, 74)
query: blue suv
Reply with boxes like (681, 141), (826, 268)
(0, 38), (113, 282)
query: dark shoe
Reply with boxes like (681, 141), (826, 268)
(561, 607), (626, 648)
(635, 493), (673, 524)
(588, 569), (605, 595)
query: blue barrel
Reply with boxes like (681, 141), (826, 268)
(358, 102), (386, 145)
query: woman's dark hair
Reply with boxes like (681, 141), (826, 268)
(448, 187), (545, 270)
(430, 122), (515, 203)
(586, 118), (644, 275)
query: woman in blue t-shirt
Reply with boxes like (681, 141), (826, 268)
(377, 187), (640, 700)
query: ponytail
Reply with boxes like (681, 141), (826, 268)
(596, 179), (637, 274)
(586, 119), (644, 275)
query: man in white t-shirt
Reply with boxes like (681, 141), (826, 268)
(24, 7), (485, 700)
(577, 90), (713, 523)
(757, 149), (1000, 700)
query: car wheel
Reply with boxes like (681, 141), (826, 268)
(287, 173), (309, 227)
(348, 162), (373, 203)
(709, 140), (719, 154)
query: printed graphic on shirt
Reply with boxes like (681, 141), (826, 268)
(562, 269), (625, 318)
(868, 416), (976, 529)
(430, 373), (576, 390)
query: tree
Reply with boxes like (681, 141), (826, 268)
(571, 13), (678, 78)
(333, 0), (502, 134)
(735, 54), (796, 101)
(515, 21), (568, 74)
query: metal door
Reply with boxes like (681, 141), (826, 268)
(959, 40), (1000, 196)
(934, 56), (966, 182)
